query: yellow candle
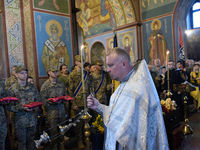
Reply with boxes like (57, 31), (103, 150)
(166, 50), (169, 65)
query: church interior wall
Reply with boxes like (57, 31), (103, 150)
(173, 0), (196, 61)
(0, 0), (199, 88)
(0, 0), (75, 89)
(141, 0), (178, 66)
(142, 15), (174, 65)
(76, 0), (140, 67)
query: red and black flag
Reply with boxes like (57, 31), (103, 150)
(179, 26), (185, 67)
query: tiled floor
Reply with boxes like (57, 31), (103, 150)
(181, 110), (200, 150)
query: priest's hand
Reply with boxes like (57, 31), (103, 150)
(87, 95), (99, 110)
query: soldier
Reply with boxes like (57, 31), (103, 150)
(91, 59), (112, 105)
(58, 64), (70, 119)
(89, 63), (96, 75)
(7, 66), (41, 150)
(5, 66), (18, 149)
(40, 66), (67, 150)
(84, 62), (90, 73)
(0, 78), (7, 150)
(68, 55), (90, 149)
(89, 59), (113, 123)
(58, 64), (69, 89)
(5, 65), (18, 91)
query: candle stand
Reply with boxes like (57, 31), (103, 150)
(81, 45), (91, 150)
(166, 50), (173, 98)
(173, 82), (196, 135)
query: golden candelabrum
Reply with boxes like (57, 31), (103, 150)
(173, 82), (195, 135)
(81, 45), (92, 150)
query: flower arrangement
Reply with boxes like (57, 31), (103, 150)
(92, 114), (104, 134)
(161, 98), (177, 114)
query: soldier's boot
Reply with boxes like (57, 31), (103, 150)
(77, 140), (84, 149)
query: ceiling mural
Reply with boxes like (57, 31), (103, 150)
(141, 0), (177, 20)
(76, 0), (136, 37)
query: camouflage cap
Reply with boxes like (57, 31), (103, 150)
(15, 66), (28, 73)
(75, 55), (83, 62)
(47, 66), (58, 72)
(94, 59), (103, 66)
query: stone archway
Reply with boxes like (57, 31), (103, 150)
(90, 42), (106, 66)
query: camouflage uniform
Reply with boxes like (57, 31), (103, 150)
(68, 56), (90, 143)
(7, 81), (41, 150)
(68, 69), (90, 107)
(90, 71), (112, 105)
(5, 75), (17, 92)
(58, 75), (69, 88)
(90, 60), (112, 123)
(5, 75), (17, 149)
(0, 78), (7, 150)
(58, 75), (70, 118)
(40, 79), (67, 150)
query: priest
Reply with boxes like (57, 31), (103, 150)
(87, 47), (169, 150)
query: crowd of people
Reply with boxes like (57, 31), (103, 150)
(0, 47), (199, 150)
(0, 55), (113, 150)
(146, 58), (200, 120)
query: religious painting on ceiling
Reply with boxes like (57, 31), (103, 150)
(118, 27), (137, 63)
(91, 42), (105, 66)
(106, 36), (114, 54)
(142, 15), (174, 65)
(33, 0), (69, 15)
(186, 29), (200, 61)
(141, 0), (176, 20)
(76, 0), (136, 38)
(34, 12), (73, 77)
(0, 14), (7, 78)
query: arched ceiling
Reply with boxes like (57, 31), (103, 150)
(76, 0), (136, 33)
(107, 0), (136, 26)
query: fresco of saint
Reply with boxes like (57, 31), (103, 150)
(148, 19), (166, 65)
(41, 20), (70, 72)
(107, 38), (114, 53)
(122, 34), (135, 62)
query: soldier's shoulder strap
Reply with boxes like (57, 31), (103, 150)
(74, 71), (88, 97)
(95, 72), (105, 94)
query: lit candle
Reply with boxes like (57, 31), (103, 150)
(80, 45), (86, 110)
(166, 50), (170, 94)
(166, 50), (169, 65)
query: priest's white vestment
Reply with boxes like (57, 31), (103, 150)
(97, 60), (169, 150)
